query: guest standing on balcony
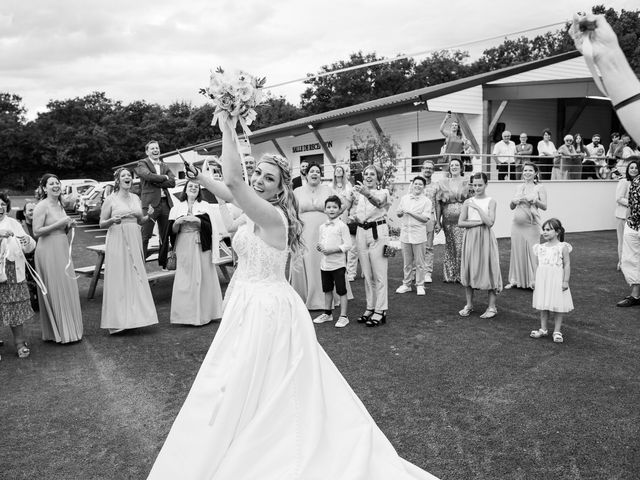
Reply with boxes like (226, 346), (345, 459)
(536, 129), (557, 181)
(439, 112), (465, 165)
(492, 130), (517, 180)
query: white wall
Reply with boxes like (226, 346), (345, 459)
(387, 180), (618, 238)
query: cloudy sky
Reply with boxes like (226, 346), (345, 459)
(1, 0), (636, 119)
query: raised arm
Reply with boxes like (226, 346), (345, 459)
(439, 114), (450, 137)
(196, 175), (235, 203)
(572, 14), (640, 142)
(217, 121), (285, 244)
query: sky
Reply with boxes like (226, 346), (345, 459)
(1, 0), (637, 119)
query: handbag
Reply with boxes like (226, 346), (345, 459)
(382, 245), (396, 257)
(166, 248), (177, 271)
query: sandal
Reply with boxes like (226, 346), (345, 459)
(458, 305), (474, 317)
(553, 331), (564, 343)
(17, 342), (30, 359)
(365, 312), (386, 327)
(480, 307), (498, 319)
(358, 310), (374, 324)
(530, 329), (548, 339)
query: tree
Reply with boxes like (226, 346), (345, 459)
(300, 52), (417, 114)
(0, 93), (31, 188)
(349, 128), (401, 193)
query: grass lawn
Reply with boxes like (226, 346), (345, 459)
(1, 230), (638, 479)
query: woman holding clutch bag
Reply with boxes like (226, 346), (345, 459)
(168, 180), (222, 326)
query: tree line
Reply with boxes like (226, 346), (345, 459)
(1, 5), (637, 190)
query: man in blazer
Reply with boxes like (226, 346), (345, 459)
(292, 160), (309, 189)
(135, 140), (176, 261)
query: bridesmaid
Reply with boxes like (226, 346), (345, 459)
(99, 168), (158, 334)
(505, 163), (547, 289)
(168, 180), (222, 326)
(291, 162), (335, 310)
(33, 174), (83, 343)
(435, 158), (471, 283)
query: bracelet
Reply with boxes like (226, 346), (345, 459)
(613, 92), (640, 111)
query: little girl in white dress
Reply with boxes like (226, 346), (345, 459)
(530, 218), (573, 343)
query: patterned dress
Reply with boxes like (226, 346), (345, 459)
(0, 217), (35, 327)
(437, 176), (471, 282)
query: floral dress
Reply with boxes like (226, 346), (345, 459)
(437, 176), (471, 282)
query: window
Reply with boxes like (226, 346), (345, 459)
(411, 140), (443, 172)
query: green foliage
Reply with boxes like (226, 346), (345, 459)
(300, 6), (639, 114)
(0, 91), (302, 189)
(350, 128), (401, 193)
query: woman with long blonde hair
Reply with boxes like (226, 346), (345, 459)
(148, 122), (439, 480)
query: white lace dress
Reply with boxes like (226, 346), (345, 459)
(147, 212), (438, 480)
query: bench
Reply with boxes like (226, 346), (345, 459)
(78, 241), (233, 299)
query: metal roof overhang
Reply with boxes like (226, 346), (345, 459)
(189, 50), (582, 155)
(483, 78), (602, 101)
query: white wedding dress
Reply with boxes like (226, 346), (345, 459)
(147, 212), (439, 480)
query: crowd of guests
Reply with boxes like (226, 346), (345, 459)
(439, 111), (639, 181)
(2, 151), (639, 360)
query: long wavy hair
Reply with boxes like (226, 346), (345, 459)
(256, 154), (304, 259)
(37, 173), (63, 206)
(113, 167), (133, 192)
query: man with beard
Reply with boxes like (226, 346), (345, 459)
(584, 134), (605, 179)
(293, 160), (309, 189)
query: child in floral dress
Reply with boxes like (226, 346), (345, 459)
(530, 218), (573, 343)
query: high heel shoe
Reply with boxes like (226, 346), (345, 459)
(358, 310), (374, 323)
(365, 312), (386, 327)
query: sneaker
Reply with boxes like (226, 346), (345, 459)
(424, 274), (432, 284)
(395, 285), (411, 294)
(616, 295), (640, 307)
(335, 316), (349, 328)
(313, 313), (333, 324)
(416, 286), (426, 296)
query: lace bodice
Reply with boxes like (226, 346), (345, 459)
(231, 214), (289, 283)
(533, 242), (572, 268)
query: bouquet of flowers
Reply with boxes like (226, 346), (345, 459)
(200, 67), (266, 136)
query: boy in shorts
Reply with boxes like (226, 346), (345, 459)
(313, 195), (352, 328)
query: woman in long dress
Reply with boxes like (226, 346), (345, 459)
(147, 121), (439, 480)
(435, 158), (471, 283)
(99, 168), (158, 333)
(505, 163), (547, 289)
(168, 180), (222, 325)
(291, 163), (353, 310)
(33, 174), (83, 343)
(332, 166), (358, 280)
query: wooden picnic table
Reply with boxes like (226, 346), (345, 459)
(78, 239), (234, 299)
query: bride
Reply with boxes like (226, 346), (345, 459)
(147, 120), (439, 480)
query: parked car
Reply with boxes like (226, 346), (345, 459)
(60, 179), (97, 212)
(77, 181), (113, 220)
(82, 179), (141, 224)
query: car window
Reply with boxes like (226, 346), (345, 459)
(78, 185), (93, 194)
